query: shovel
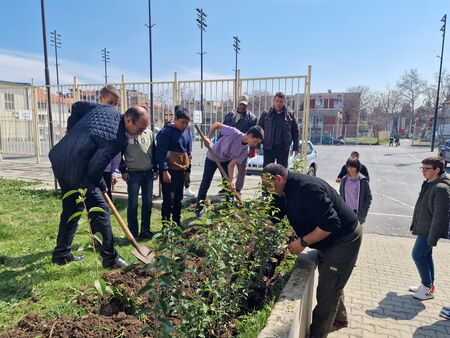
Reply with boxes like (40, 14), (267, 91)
(102, 192), (154, 264)
(194, 124), (242, 203)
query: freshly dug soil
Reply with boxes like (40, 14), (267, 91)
(0, 312), (151, 338)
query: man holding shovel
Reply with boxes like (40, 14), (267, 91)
(49, 105), (149, 269)
(195, 122), (264, 218)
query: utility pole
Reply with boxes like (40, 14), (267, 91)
(233, 35), (240, 105)
(101, 48), (110, 84)
(432, 14), (446, 152)
(40, 0), (57, 190)
(196, 8), (207, 134)
(50, 29), (62, 136)
(145, 0), (155, 132)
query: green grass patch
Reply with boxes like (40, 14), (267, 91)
(0, 178), (164, 329)
(344, 137), (379, 144)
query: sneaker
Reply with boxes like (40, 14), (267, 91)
(440, 307), (450, 320)
(412, 284), (435, 300)
(409, 284), (435, 293)
(184, 187), (196, 197)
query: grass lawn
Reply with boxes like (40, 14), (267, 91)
(0, 178), (294, 337)
(0, 178), (180, 329)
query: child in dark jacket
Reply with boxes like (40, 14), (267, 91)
(155, 107), (191, 228)
(339, 157), (372, 225)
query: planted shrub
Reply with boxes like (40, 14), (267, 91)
(140, 183), (292, 337)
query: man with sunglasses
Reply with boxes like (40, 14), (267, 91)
(409, 156), (450, 300)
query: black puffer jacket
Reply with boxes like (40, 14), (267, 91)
(257, 106), (299, 151)
(49, 104), (127, 191)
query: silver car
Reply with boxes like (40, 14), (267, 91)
(247, 141), (318, 176)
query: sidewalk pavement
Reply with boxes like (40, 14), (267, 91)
(328, 233), (450, 338)
(0, 157), (262, 205)
(2, 158), (450, 337)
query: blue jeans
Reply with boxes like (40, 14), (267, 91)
(412, 235), (434, 288)
(127, 170), (153, 237)
(196, 158), (230, 211)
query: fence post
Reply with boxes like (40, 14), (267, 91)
(31, 79), (41, 164)
(73, 76), (79, 101)
(301, 65), (312, 174)
(173, 72), (178, 108)
(121, 75), (127, 113)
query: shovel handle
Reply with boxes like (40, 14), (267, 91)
(194, 124), (242, 203)
(102, 191), (142, 252)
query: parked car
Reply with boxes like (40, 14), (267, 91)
(439, 139), (450, 167)
(309, 135), (345, 145)
(247, 141), (318, 176)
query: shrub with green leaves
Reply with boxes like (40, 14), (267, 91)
(140, 184), (292, 337)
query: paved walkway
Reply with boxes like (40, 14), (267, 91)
(2, 158), (450, 337)
(0, 157), (262, 204)
(328, 233), (450, 338)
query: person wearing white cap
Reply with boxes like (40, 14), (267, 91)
(222, 95), (257, 192)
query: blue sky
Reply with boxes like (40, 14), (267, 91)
(0, 0), (449, 92)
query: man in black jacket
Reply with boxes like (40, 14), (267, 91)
(262, 163), (362, 338)
(49, 105), (150, 268)
(222, 95), (257, 192)
(257, 92), (299, 168)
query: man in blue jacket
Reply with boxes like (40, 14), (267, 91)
(49, 105), (150, 268)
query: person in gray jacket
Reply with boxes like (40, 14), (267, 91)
(408, 156), (450, 301)
(339, 157), (372, 225)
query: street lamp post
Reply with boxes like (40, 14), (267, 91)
(233, 36), (240, 105)
(196, 8), (207, 134)
(146, 0), (155, 133)
(40, 0), (57, 190)
(101, 48), (110, 84)
(50, 29), (62, 136)
(432, 14), (446, 152)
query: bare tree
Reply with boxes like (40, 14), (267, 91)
(344, 85), (375, 136)
(396, 69), (427, 137)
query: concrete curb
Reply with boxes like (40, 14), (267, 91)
(258, 250), (318, 338)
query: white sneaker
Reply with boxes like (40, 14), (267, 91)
(409, 284), (435, 293)
(440, 307), (450, 320)
(412, 284), (434, 300)
(184, 187), (196, 197)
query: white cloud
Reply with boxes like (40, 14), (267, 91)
(0, 49), (233, 86)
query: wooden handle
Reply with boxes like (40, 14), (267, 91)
(102, 191), (140, 248)
(194, 124), (242, 203)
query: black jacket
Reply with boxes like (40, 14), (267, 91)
(257, 106), (299, 151)
(66, 101), (99, 131)
(273, 172), (358, 251)
(338, 163), (369, 181)
(49, 104), (127, 192)
(339, 174), (372, 224)
(223, 109), (257, 133)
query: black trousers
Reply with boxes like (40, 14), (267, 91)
(160, 170), (186, 226)
(309, 223), (362, 338)
(263, 144), (290, 168)
(52, 182), (118, 267)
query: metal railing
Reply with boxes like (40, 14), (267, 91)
(0, 69), (312, 168)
